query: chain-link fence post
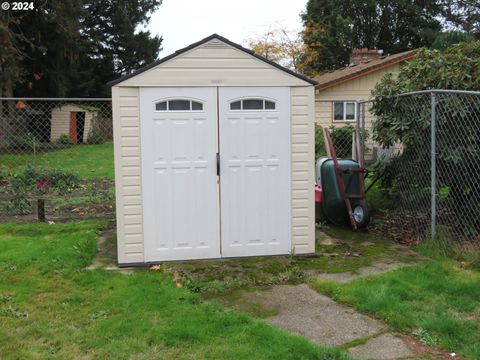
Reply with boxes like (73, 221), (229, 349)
(430, 92), (437, 240)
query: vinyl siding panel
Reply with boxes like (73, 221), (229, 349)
(116, 39), (309, 87)
(290, 86), (315, 254)
(112, 87), (144, 264)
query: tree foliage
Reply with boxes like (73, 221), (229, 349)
(432, 30), (475, 50)
(300, 0), (443, 74)
(371, 41), (480, 149)
(371, 42), (480, 237)
(247, 26), (305, 72)
(436, 0), (480, 34)
(1, 0), (162, 97)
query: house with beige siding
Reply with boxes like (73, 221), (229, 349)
(314, 49), (415, 159)
(109, 34), (317, 266)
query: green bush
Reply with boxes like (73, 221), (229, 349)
(315, 124), (326, 160)
(371, 41), (480, 238)
(9, 133), (39, 150)
(87, 131), (106, 144)
(56, 134), (73, 145)
(2, 165), (81, 215)
(329, 125), (355, 158)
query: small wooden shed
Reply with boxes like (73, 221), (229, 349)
(50, 104), (97, 143)
(109, 34), (317, 266)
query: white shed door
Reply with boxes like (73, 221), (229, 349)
(219, 87), (291, 257)
(140, 87), (220, 261)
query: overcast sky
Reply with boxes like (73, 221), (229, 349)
(147, 0), (308, 57)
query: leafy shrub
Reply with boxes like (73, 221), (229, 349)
(9, 133), (39, 150)
(329, 125), (355, 158)
(87, 131), (106, 144)
(0, 167), (9, 186)
(316, 124), (367, 160)
(315, 124), (326, 160)
(56, 134), (72, 145)
(371, 41), (480, 238)
(3, 165), (80, 216)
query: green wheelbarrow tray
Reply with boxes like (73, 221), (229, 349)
(316, 157), (370, 228)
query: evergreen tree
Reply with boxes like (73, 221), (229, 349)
(301, 0), (441, 74)
(1, 0), (162, 97)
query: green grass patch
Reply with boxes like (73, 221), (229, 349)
(0, 143), (114, 179)
(313, 260), (480, 358)
(0, 221), (350, 359)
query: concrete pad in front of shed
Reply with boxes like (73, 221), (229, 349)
(242, 284), (385, 346)
(348, 333), (415, 359)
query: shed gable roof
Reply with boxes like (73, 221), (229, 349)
(314, 50), (416, 91)
(108, 34), (317, 87)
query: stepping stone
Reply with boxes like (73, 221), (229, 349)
(243, 284), (385, 346)
(348, 333), (415, 359)
(314, 260), (417, 283)
(360, 241), (376, 246)
(317, 232), (340, 246)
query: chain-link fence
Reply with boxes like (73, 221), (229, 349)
(0, 98), (114, 223)
(363, 90), (480, 244)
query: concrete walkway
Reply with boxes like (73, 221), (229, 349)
(239, 284), (417, 359)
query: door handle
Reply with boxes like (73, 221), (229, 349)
(216, 152), (220, 176)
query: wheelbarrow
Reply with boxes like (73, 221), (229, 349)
(315, 127), (370, 229)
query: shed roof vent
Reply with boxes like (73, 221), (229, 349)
(202, 39), (229, 49)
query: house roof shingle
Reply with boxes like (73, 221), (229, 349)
(314, 50), (416, 91)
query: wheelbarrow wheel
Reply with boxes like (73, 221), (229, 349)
(352, 202), (370, 229)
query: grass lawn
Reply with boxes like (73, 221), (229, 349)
(0, 221), (350, 359)
(314, 256), (480, 358)
(0, 143), (114, 180)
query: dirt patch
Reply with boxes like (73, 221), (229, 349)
(88, 221), (117, 269)
(402, 335), (462, 360)
(85, 221), (135, 274)
(0, 179), (115, 224)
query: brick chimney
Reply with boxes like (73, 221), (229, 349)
(350, 48), (384, 66)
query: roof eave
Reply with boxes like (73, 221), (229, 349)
(315, 52), (416, 92)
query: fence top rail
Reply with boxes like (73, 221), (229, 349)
(357, 89), (480, 105)
(0, 97), (112, 101)
(396, 89), (480, 97)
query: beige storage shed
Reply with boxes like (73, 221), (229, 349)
(50, 104), (97, 143)
(109, 34), (317, 266)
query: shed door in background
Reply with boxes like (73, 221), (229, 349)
(140, 87), (220, 261)
(219, 87), (291, 257)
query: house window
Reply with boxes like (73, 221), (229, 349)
(230, 98), (276, 111)
(333, 101), (356, 122)
(155, 99), (204, 111)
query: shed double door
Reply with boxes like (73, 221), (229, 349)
(141, 87), (291, 262)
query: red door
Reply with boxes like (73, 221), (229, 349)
(69, 112), (77, 143)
